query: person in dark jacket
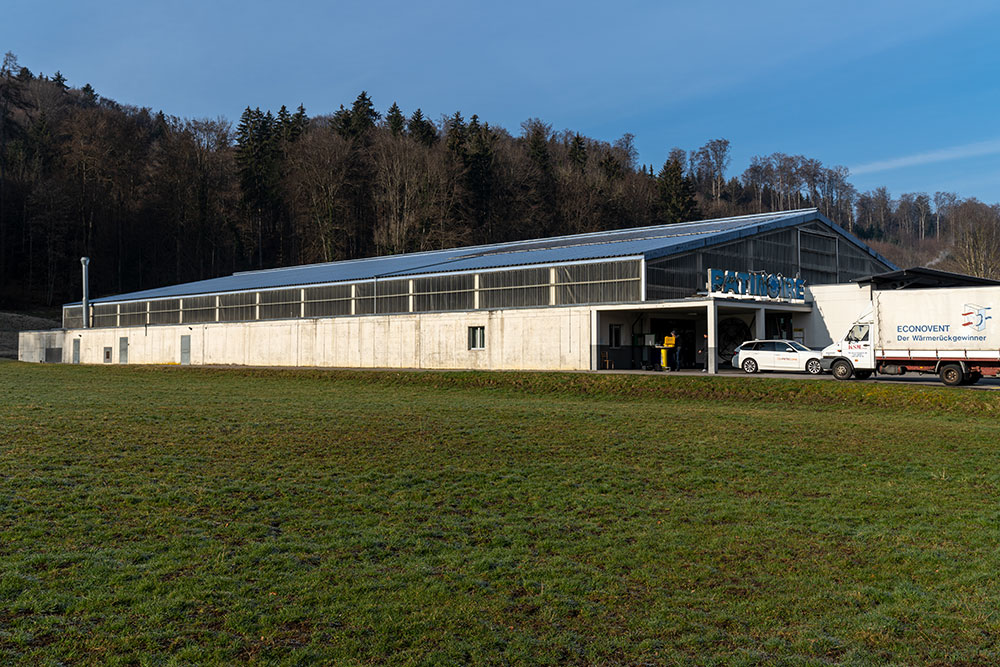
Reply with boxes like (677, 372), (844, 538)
(670, 330), (682, 371)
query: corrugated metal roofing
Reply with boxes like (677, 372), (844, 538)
(84, 208), (896, 304)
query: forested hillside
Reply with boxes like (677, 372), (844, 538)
(1, 52), (997, 308)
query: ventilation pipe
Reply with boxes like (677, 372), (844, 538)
(81, 257), (90, 329)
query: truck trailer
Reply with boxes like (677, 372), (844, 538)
(822, 286), (999, 386)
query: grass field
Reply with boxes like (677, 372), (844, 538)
(3, 361), (1000, 665)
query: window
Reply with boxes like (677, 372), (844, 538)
(846, 324), (870, 342)
(468, 326), (486, 350)
(609, 324), (622, 349)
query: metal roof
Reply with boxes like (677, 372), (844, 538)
(856, 267), (999, 290)
(82, 208), (896, 304)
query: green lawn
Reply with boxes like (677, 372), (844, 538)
(3, 362), (1000, 665)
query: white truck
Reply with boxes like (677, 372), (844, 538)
(822, 286), (999, 386)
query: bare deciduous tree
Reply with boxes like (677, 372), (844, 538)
(949, 199), (1000, 278)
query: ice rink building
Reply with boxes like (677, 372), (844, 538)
(20, 208), (898, 372)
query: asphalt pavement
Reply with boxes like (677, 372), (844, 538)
(595, 367), (1000, 390)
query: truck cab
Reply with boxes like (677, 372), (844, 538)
(821, 309), (875, 380)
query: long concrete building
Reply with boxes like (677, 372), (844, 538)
(19, 208), (898, 372)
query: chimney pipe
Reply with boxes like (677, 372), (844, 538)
(81, 257), (90, 329)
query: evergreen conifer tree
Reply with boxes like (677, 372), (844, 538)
(277, 105), (292, 140)
(80, 83), (97, 104)
(446, 111), (466, 155)
(51, 71), (67, 89)
(407, 109), (437, 147)
(569, 133), (587, 171)
(234, 107), (285, 266)
(657, 155), (700, 223)
(464, 116), (495, 239)
(523, 119), (551, 173)
(349, 91), (378, 135)
(330, 104), (352, 138)
(385, 102), (405, 136)
(289, 104), (308, 141)
(521, 119), (557, 233)
(151, 110), (169, 141)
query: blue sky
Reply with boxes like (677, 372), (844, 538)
(5, 1), (1000, 202)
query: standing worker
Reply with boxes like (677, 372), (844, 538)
(670, 329), (682, 371)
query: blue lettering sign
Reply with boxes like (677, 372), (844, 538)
(736, 271), (750, 295)
(897, 324), (951, 333)
(710, 268), (724, 292)
(766, 275), (780, 298)
(707, 268), (806, 301)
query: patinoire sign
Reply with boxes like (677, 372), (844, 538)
(708, 268), (806, 301)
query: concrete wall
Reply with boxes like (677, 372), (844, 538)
(17, 330), (67, 363)
(20, 307), (594, 371)
(801, 283), (873, 348)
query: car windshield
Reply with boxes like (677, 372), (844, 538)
(787, 341), (809, 351)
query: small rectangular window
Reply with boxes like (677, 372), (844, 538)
(468, 326), (485, 350)
(609, 323), (622, 349)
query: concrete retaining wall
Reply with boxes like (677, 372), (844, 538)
(19, 307), (594, 371)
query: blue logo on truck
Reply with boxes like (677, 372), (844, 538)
(962, 304), (992, 332)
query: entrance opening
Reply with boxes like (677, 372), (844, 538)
(765, 313), (794, 340)
(650, 318), (697, 370)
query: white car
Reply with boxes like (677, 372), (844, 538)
(732, 339), (824, 375)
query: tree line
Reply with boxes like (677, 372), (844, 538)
(0, 52), (996, 309)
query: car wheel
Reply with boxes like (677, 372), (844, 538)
(832, 360), (853, 380)
(805, 358), (822, 375)
(741, 358), (758, 374)
(939, 363), (964, 387)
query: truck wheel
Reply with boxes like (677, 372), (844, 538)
(939, 364), (965, 387)
(968, 372), (982, 385)
(854, 370), (872, 380)
(832, 360), (853, 380)
(805, 359), (822, 375)
(741, 358), (758, 374)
